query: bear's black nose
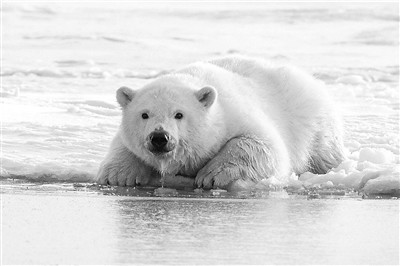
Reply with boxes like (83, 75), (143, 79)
(150, 131), (169, 150)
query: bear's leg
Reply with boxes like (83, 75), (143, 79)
(96, 138), (158, 186)
(195, 135), (289, 190)
(308, 131), (345, 174)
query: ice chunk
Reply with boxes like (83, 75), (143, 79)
(321, 181), (334, 188)
(346, 140), (361, 152)
(335, 75), (367, 85)
(210, 189), (228, 196)
(359, 148), (394, 164)
(0, 86), (20, 98)
(193, 188), (203, 194)
(331, 159), (357, 174)
(361, 168), (400, 197)
(298, 172), (315, 181)
(0, 168), (11, 177)
(154, 187), (178, 196)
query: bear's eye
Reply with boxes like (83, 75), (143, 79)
(141, 113), (149, 119)
(175, 112), (183, 120)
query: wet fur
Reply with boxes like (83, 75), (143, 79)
(96, 56), (345, 189)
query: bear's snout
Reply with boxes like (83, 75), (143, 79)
(148, 130), (176, 155)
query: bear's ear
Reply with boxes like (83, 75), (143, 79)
(195, 86), (217, 108)
(116, 86), (135, 107)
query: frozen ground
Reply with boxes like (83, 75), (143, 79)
(1, 3), (399, 195)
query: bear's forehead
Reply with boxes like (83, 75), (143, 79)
(133, 86), (196, 112)
(138, 83), (195, 102)
(143, 87), (185, 98)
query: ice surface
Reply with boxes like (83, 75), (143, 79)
(3, 190), (399, 265)
(154, 187), (179, 196)
(1, 2), (399, 198)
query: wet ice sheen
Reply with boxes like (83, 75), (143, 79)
(2, 190), (399, 265)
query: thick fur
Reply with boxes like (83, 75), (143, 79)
(96, 56), (345, 189)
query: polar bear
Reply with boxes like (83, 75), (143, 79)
(96, 56), (345, 190)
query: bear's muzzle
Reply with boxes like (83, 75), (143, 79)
(147, 130), (176, 155)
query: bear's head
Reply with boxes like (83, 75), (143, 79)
(116, 76), (221, 175)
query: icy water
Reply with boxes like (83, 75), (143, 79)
(1, 2), (399, 265)
(2, 183), (399, 265)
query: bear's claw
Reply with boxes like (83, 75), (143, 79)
(96, 137), (160, 187)
(195, 166), (237, 189)
(96, 164), (134, 186)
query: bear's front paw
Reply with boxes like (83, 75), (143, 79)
(195, 164), (239, 189)
(96, 163), (137, 186)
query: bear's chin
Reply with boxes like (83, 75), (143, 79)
(145, 149), (178, 167)
(150, 151), (173, 158)
(153, 156), (183, 176)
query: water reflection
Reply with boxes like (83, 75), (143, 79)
(2, 191), (398, 265)
(113, 198), (399, 264)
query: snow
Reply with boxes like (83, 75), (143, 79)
(358, 147), (395, 164)
(1, 2), (399, 198)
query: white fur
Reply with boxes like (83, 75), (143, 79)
(96, 56), (345, 189)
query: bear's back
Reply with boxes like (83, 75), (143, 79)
(206, 56), (331, 116)
(204, 56), (341, 173)
(207, 56), (270, 80)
